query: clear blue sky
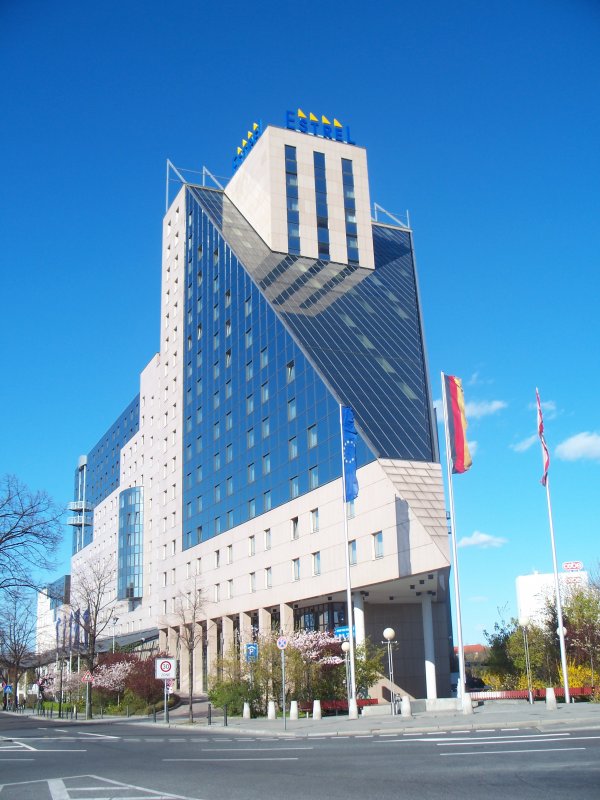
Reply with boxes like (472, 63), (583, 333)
(1, 0), (599, 645)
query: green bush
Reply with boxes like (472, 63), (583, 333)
(208, 680), (259, 716)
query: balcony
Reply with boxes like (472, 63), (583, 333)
(67, 500), (92, 512)
(67, 515), (92, 527)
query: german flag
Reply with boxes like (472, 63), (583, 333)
(444, 374), (472, 474)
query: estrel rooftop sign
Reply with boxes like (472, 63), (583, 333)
(286, 108), (356, 145)
(232, 120), (263, 172)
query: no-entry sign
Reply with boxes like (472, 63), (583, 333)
(155, 657), (176, 679)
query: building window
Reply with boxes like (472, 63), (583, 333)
(291, 516), (299, 540)
(288, 436), (298, 460)
(225, 379), (232, 399)
(248, 535), (256, 557)
(246, 394), (254, 415)
(226, 412), (233, 431)
(309, 466), (319, 490)
(244, 296), (252, 316)
(246, 361), (254, 381)
(373, 531), (384, 559)
(225, 349), (232, 367)
(262, 453), (271, 475)
(227, 579), (233, 599)
(213, 420), (220, 440)
(313, 151), (330, 261)
(346, 499), (356, 519)
(290, 476), (299, 499)
(227, 544), (233, 564)
(265, 566), (272, 589)
(349, 539), (357, 566)
(226, 443), (233, 463)
(263, 490), (272, 511)
(196, 557), (202, 574)
(215, 550), (220, 569)
(226, 476), (233, 496)
(262, 417), (270, 438)
(310, 508), (319, 533)
(312, 551), (321, 576)
(249, 572), (256, 593)
(261, 382), (269, 403)
(214, 584), (220, 603)
(292, 558), (300, 582)
(245, 328), (253, 348)
(260, 347), (268, 368)
(248, 498), (256, 518)
(264, 528), (271, 550)
(247, 428), (255, 448)
(307, 424), (318, 448)
(248, 462), (255, 483)
(288, 398), (297, 421)
(286, 360), (295, 383)
(214, 484), (221, 503)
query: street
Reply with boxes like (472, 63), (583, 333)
(1, 714), (599, 799)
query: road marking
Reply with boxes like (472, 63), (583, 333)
(55, 729), (68, 734)
(79, 731), (120, 739)
(200, 747), (313, 752)
(453, 730), (470, 734)
(478, 729), (494, 732)
(379, 734), (397, 737)
(0, 758), (35, 761)
(164, 757), (299, 762)
(501, 728), (519, 731)
(427, 731), (445, 735)
(403, 732), (421, 736)
(355, 735), (373, 738)
(441, 746), (586, 756)
(48, 778), (69, 800)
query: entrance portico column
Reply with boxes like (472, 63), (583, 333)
(421, 594), (437, 699)
(352, 592), (365, 646)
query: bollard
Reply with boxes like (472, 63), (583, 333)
(208, 702), (212, 726)
(223, 704), (228, 727)
(127, 705), (130, 718)
(243, 702), (251, 719)
(153, 706), (157, 723)
(461, 692), (474, 715)
(101, 706), (104, 719)
(267, 700), (276, 720)
(312, 700), (322, 721)
(75, 706), (78, 720)
(400, 696), (412, 718)
(546, 687), (557, 711)
(290, 700), (298, 721)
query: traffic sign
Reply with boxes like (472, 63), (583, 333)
(81, 671), (93, 683)
(276, 636), (288, 650)
(155, 657), (176, 679)
(245, 642), (259, 662)
(563, 561), (583, 572)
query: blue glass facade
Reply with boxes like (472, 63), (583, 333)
(182, 189), (374, 550)
(117, 486), (144, 601)
(86, 395), (140, 508)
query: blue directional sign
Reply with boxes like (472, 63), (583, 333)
(333, 626), (355, 640)
(245, 642), (259, 663)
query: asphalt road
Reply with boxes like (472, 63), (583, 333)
(1, 714), (599, 799)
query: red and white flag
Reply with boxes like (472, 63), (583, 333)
(536, 388), (550, 486)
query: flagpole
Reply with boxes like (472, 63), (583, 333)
(441, 372), (467, 700)
(545, 478), (570, 702)
(339, 404), (358, 720)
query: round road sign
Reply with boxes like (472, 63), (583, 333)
(276, 636), (288, 650)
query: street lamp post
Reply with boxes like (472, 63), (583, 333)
(341, 641), (351, 708)
(383, 628), (396, 715)
(112, 617), (119, 654)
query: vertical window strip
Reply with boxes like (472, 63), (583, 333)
(341, 158), (359, 265)
(285, 145), (300, 255)
(313, 151), (329, 261)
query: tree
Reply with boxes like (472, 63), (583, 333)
(0, 590), (37, 707)
(71, 556), (117, 718)
(562, 584), (600, 686)
(172, 578), (205, 722)
(0, 475), (62, 595)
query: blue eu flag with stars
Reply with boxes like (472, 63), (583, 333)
(342, 406), (359, 502)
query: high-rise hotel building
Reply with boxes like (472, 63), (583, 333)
(63, 114), (452, 699)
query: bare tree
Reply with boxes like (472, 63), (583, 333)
(0, 590), (37, 708)
(71, 556), (116, 718)
(0, 475), (62, 595)
(172, 578), (205, 723)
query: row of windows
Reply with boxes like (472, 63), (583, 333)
(208, 532), (383, 600)
(314, 151), (330, 261)
(285, 145), (300, 255)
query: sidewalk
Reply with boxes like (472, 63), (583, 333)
(160, 699), (600, 737)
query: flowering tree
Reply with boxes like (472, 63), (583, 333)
(93, 661), (134, 705)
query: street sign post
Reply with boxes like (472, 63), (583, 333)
(155, 658), (177, 723)
(276, 637), (288, 730)
(81, 671), (94, 683)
